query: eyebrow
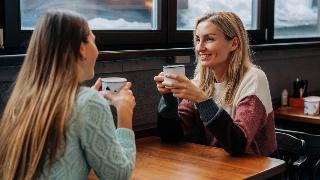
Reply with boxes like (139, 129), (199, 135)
(196, 33), (217, 37)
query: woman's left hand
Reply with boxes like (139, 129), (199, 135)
(91, 78), (102, 91)
(162, 74), (208, 103)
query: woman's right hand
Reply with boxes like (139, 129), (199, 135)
(103, 82), (136, 129)
(154, 72), (171, 94)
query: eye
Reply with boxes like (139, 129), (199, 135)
(195, 37), (200, 43)
(206, 37), (214, 42)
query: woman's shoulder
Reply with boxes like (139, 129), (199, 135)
(239, 66), (269, 90)
(75, 86), (107, 108)
(240, 66), (270, 91)
(245, 66), (268, 82)
(236, 66), (272, 113)
(69, 87), (110, 126)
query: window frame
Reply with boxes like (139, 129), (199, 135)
(3, 0), (320, 52)
(4, 0), (168, 50)
(168, 0), (268, 46)
(92, 0), (168, 50)
(267, 0), (320, 43)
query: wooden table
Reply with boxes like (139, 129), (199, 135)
(88, 136), (283, 180)
(88, 137), (285, 180)
(274, 107), (320, 125)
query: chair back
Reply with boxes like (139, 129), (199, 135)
(276, 128), (320, 179)
(276, 131), (307, 180)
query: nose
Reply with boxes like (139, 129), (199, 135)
(196, 41), (206, 52)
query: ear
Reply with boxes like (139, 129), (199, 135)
(79, 42), (87, 60)
(230, 37), (239, 51)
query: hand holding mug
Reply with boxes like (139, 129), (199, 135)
(154, 72), (171, 95)
(162, 74), (208, 103)
(104, 82), (136, 129)
(91, 78), (102, 91)
(104, 82), (136, 111)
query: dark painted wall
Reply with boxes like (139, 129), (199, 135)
(0, 47), (320, 131)
(0, 0), (3, 28)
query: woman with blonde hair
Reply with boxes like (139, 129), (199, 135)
(154, 12), (277, 157)
(0, 9), (136, 179)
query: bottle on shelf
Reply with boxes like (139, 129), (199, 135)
(281, 89), (288, 107)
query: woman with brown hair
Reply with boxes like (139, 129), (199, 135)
(0, 9), (136, 179)
(154, 11), (277, 157)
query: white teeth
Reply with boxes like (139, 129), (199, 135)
(199, 54), (210, 59)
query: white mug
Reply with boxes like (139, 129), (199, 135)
(163, 65), (185, 88)
(304, 96), (320, 115)
(101, 77), (127, 93)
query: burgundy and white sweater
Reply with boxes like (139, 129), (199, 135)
(157, 67), (277, 157)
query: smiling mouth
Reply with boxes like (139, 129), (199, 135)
(199, 54), (211, 60)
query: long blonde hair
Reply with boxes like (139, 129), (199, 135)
(0, 9), (90, 180)
(193, 12), (253, 106)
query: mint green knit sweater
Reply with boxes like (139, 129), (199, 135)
(39, 87), (136, 180)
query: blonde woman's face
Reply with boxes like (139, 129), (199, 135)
(195, 21), (235, 70)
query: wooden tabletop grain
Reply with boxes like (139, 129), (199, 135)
(275, 106), (320, 125)
(89, 136), (285, 180)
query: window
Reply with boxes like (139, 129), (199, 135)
(21, 0), (159, 30)
(177, 0), (258, 30)
(2, 0), (320, 52)
(168, 0), (264, 45)
(274, 0), (320, 39)
(5, 0), (166, 49)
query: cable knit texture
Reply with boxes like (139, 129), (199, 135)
(39, 87), (136, 180)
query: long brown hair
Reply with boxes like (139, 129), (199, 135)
(0, 9), (89, 180)
(193, 11), (253, 106)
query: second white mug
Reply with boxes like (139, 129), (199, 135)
(163, 65), (185, 88)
